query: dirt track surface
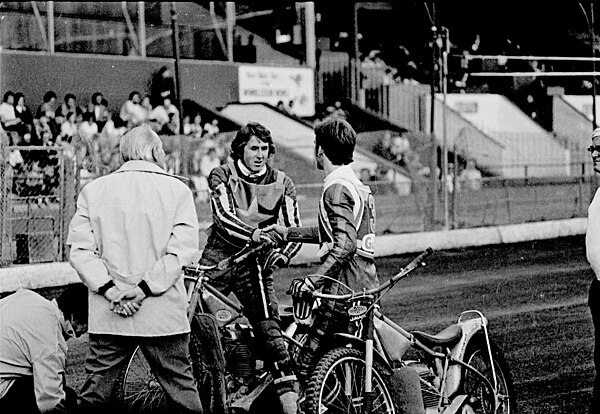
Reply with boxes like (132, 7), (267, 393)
(64, 235), (594, 413)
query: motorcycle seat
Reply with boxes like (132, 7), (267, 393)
(411, 324), (462, 348)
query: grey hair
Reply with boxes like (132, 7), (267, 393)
(119, 124), (165, 165)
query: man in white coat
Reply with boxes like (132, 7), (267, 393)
(67, 124), (203, 413)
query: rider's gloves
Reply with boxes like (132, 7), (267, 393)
(253, 228), (285, 247)
(264, 250), (290, 270)
(288, 277), (318, 297)
(263, 228), (286, 247)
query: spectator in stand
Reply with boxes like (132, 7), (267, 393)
(88, 92), (108, 131)
(372, 131), (395, 179)
(277, 100), (289, 114)
(97, 115), (125, 175)
(191, 114), (203, 137)
(161, 112), (180, 136)
(59, 112), (78, 143)
(0, 91), (23, 137)
(101, 113), (127, 149)
(150, 66), (176, 108)
(194, 145), (221, 203)
(140, 95), (153, 118)
(78, 112), (99, 144)
(287, 100), (296, 116)
(34, 115), (56, 146)
(203, 118), (219, 137)
(148, 97), (177, 133)
(35, 90), (58, 120)
(14, 92), (36, 144)
(390, 134), (411, 169)
(331, 101), (348, 119)
(120, 91), (146, 128)
(458, 158), (483, 192)
(182, 115), (193, 135)
(56, 93), (83, 124)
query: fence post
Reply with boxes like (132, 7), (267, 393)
(505, 178), (512, 223)
(0, 138), (9, 265)
(579, 162), (585, 216)
(60, 156), (77, 262)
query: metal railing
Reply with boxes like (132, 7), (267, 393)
(1, 135), (597, 267)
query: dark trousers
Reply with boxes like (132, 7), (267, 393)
(78, 333), (203, 414)
(590, 278), (600, 413)
(200, 248), (290, 367)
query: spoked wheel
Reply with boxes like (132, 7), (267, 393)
(304, 347), (396, 414)
(114, 322), (223, 413)
(116, 346), (168, 413)
(461, 335), (516, 414)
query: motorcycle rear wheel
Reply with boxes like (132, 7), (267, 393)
(461, 334), (516, 414)
(303, 347), (396, 414)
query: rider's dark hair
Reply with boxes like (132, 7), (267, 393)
(230, 122), (276, 161)
(314, 118), (356, 165)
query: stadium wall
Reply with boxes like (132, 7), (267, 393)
(0, 218), (587, 293)
(0, 49), (240, 112)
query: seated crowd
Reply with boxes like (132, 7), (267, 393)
(0, 88), (229, 205)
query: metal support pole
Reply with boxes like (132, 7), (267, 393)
(47, 1), (54, 53)
(353, 3), (359, 62)
(170, 2), (183, 134)
(138, 2), (146, 57)
(226, 2), (235, 62)
(441, 27), (450, 230)
(304, 2), (316, 69)
(429, 25), (438, 231)
(581, 2), (597, 129)
(592, 3), (597, 129)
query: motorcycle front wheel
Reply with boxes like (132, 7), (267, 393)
(461, 334), (516, 414)
(114, 345), (169, 413)
(303, 347), (396, 414)
(114, 325), (224, 413)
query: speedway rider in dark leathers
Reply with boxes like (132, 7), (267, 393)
(197, 122), (302, 413)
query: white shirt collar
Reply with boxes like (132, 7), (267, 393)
(324, 164), (357, 184)
(237, 159), (267, 178)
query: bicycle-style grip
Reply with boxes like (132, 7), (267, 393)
(414, 247), (434, 265)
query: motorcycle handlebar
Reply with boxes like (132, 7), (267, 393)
(182, 239), (273, 275)
(312, 247), (434, 301)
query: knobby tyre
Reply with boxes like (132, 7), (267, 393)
(461, 334), (517, 414)
(303, 347), (396, 414)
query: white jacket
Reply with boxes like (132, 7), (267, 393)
(67, 160), (199, 336)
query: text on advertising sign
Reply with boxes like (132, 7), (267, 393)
(238, 65), (315, 117)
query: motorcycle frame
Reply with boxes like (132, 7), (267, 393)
(312, 248), (503, 413)
(372, 309), (500, 411)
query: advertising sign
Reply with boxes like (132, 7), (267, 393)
(238, 65), (315, 117)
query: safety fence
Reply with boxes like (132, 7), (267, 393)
(1, 135), (597, 267)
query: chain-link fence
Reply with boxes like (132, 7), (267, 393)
(1, 131), (598, 268)
(1, 143), (77, 266)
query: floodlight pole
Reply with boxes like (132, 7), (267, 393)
(441, 26), (450, 230)
(170, 2), (183, 134)
(429, 25), (438, 230)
